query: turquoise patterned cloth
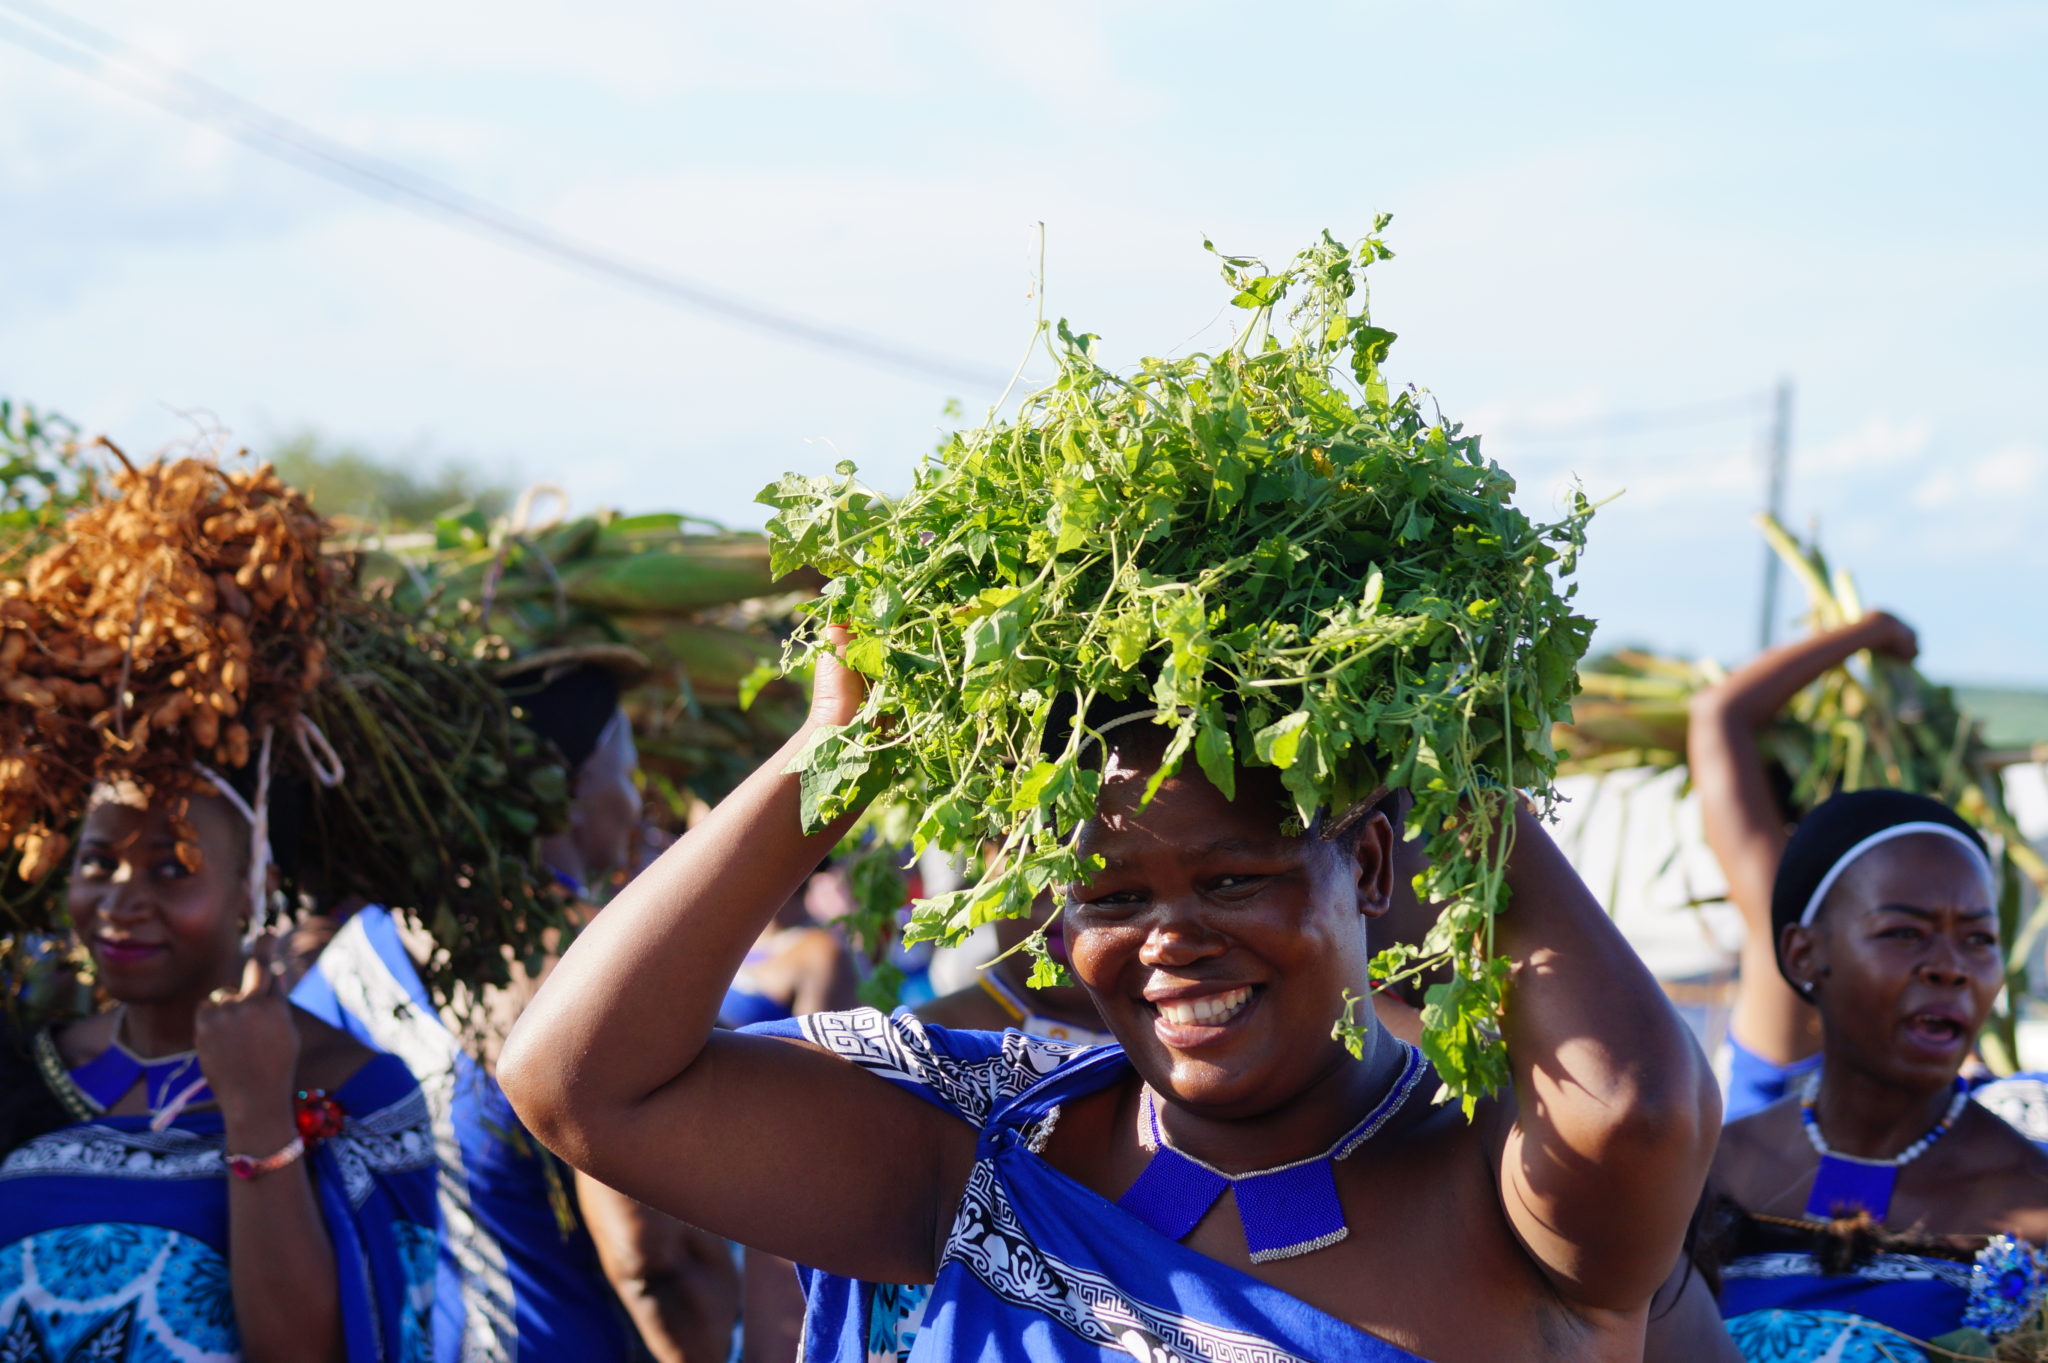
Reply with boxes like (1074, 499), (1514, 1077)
(1726, 1309), (1929, 1362)
(0, 1049), (437, 1362)
(1721, 1249), (1970, 1363)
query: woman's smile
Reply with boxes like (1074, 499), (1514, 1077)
(1144, 983), (1261, 1049)
(93, 933), (168, 965)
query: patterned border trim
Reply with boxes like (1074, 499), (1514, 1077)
(943, 1160), (1322, 1363)
(794, 1008), (1079, 1129)
(1722, 1251), (1973, 1290)
(0, 1123), (227, 1183)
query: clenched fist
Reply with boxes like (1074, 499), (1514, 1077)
(195, 934), (299, 1124)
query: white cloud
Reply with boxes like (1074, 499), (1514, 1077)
(1800, 415), (1933, 476)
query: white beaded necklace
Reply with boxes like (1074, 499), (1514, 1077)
(1797, 1069), (1969, 1222)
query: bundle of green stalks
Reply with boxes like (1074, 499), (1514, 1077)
(347, 503), (819, 814)
(1555, 515), (2046, 1070)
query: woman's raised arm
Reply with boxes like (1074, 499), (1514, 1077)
(1488, 806), (1721, 1314)
(1687, 612), (1917, 1064)
(499, 645), (978, 1283)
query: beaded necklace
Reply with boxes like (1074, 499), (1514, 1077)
(1116, 1040), (1427, 1262)
(1799, 1069), (1968, 1223)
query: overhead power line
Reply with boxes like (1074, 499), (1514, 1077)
(0, 0), (1009, 392)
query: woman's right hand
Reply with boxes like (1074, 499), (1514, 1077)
(809, 624), (866, 729)
(1860, 610), (1918, 663)
(196, 935), (299, 1126)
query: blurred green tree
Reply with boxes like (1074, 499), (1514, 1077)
(267, 430), (513, 526)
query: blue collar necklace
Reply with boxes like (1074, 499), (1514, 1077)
(1116, 1040), (1428, 1262)
(1800, 1069), (1968, 1223)
(66, 1009), (214, 1117)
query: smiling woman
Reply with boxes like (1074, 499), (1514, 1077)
(2, 781), (439, 1363)
(499, 628), (1722, 1362)
(0, 455), (449, 1363)
(499, 228), (1726, 1362)
(1707, 789), (2048, 1360)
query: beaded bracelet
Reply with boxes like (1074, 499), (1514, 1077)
(225, 1134), (306, 1181)
(222, 1089), (344, 1179)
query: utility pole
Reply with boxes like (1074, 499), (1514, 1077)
(1757, 377), (1794, 649)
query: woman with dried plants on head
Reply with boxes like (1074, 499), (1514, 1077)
(0, 456), (438, 1362)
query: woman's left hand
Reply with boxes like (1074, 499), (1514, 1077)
(195, 935), (300, 1122)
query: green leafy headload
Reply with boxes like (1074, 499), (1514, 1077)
(761, 223), (1596, 1104)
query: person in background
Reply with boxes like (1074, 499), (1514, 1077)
(915, 890), (1116, 1047)
(1689, 612), (1922, 1120)
(293, 659), (738, 1362)
(718, 861), (859, 1030)
(2, 777), (437, 1361)
(1707, 789), (2048, 1358)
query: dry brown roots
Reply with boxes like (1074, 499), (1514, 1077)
(0, 455), (332, 879)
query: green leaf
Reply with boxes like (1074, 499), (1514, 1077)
(1009, 759), (1063, 812)
(737, 660), (778, 711)
(1141, 722), (1196, 809)
(843, 635), (888, 675)
(1109, 613), (1149, 671)
(1194, 717), (1236, 801)
(1254, 711), (1310, 770)
(1229, 275), (1286, 309)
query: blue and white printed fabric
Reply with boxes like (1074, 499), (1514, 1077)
(744, 1007), (1433, 1363)
(0, 1050), (436, 1363)
(1720, 1250), (1971, 1363)
(1968, 1072), (2048, 1153)
(292, 905), (632, 1363)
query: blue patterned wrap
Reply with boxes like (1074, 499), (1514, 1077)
(1720, 1250), (1971, 1363)
(744, 1008), (1434, 1363)
(0, 1050), (436, 1363)
(292, 906), (633, 1363)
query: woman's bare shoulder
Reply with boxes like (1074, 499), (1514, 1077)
(1710, 1097), (1805, 1198)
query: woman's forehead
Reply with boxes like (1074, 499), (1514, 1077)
(81, 785), (236, 837)
(1834, 832), (1995, 911)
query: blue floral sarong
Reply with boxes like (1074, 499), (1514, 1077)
(746, 1007), (1434, 1363)
(0, 1047), (436, 1362)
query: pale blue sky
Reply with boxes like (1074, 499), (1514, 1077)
(2, 0), (2043, 682)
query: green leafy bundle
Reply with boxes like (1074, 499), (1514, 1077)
(1556, 515), (2046, 1072)
(761, 224), (1596, 1105)
(352, 507), (815, 814)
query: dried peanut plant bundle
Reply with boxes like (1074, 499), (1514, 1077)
(0, 443), (573, 1033)
(0, 455), (331, 882)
